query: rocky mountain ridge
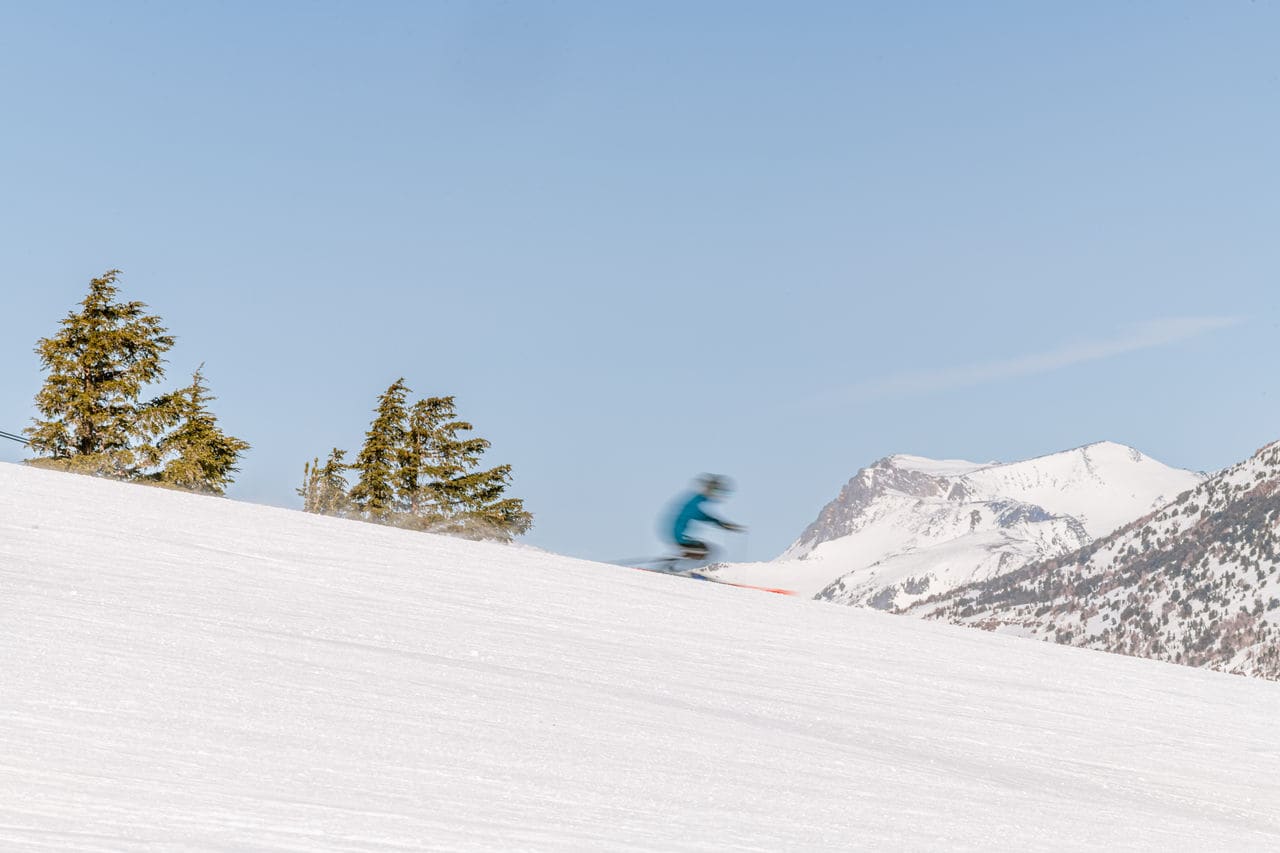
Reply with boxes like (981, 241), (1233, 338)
(908, 441), (1280, 680)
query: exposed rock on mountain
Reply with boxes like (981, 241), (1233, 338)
(909, 441), (1280, 680)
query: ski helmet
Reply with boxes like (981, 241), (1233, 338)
(699, 473), (733, 497)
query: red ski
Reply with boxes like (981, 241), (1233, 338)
(690, 572), (798, 596)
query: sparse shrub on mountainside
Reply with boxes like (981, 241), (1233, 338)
(26, 270), (249, 494)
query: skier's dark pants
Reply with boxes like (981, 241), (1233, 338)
(677, 538), (713, 561)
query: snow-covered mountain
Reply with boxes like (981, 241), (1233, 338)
(910, 440), (1280, 681)
(5, 461), (1280, 849)
(710, 442), (1203, 605)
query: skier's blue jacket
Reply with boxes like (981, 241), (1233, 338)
(671, 492), (727, 545)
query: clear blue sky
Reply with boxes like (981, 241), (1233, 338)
(2, 2), (1277, 563)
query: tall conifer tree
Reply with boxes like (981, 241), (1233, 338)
(151, 367), (251, 494)
(349, 378), (410, 523)
(399, 395), (532, 540)
(27, 270), (176, 477)
(397, 396), (486, 525)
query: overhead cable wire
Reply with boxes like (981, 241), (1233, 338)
(0, 429), (30, 445)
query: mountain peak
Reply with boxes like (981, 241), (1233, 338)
(878, 454), (988, 476)
(748, 443), (1204, 604)
(910, 437), (1280, 680)
(879, 441), (1150, 479)
(1071, 440), (1147, 463)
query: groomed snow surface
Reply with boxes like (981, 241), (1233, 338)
(3, 463), (1278, 851)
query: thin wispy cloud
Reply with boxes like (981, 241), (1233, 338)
(825, 317), (1241, 402)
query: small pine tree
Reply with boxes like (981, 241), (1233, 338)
(300, 459), (321, 510)
(150, 366), (251, 494)
(349, 378), (410, 523)
(299, 448), (353, 516)
(27, 270), (176, 477)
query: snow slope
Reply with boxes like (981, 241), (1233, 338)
(710, 442), (1202, 604)
(3, 462), (1278, 851)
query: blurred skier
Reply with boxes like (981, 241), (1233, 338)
(668, 474), (745, 562)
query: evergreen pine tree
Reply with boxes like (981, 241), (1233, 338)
(26, 270), (176, 477)
(396, 396), (485, 527)
(322, 382), (532, 538)
(299, 448), (352, 516)
(349, 378), (410, 523)
(400, 395), (532, 540)
(452, 463), (534, 541)
(151, 367), (251, 494)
